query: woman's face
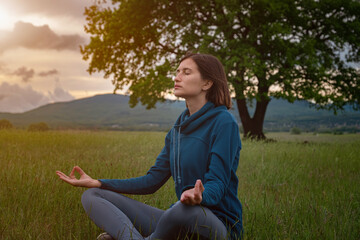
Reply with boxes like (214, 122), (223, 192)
(174, 58), (211, 99)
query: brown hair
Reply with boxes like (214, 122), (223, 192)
(180, 52), (232, 109)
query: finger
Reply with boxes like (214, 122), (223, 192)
(74, 166), (86, 175)
(56, 171), (69, 179)
(193, 180), (204, 204)
(69, 166), (85, 179)
(69, 166), (77, 178)
(57, 173), (72, 183)
(194, 180), (202, 193)
(181, 197), (190, 205)
(59, 177), (75, 185)
(199, 180), (205, 192)
(57, 173), (72, 184)
(181, 191), (191, 204)
(195, 179), (205, 193)
(180, 192), (187, 202)
(55, 170), (64, 176)
(57, 172), (78, 185)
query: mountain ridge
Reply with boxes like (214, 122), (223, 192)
(1, 94), (359, 132)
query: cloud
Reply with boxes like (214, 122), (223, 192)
(0, 62), (12, 75)
(0, 21), (85, 53)
(0, 81), (74, 113)
(2, 0), (95, 19)
(0, 82), (48, 113)
(48, 85), (74, 103)
(12, 66), (35, 82)
(38, 69), (59, 77)
(2, 64), (60, 82)
(0, 62), (5, 72)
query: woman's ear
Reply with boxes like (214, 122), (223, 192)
(202, 80), (213, 91)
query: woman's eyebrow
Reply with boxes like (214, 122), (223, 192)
(177, 67), (192, 72)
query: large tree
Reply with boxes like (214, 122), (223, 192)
(81, 0), (360, 139)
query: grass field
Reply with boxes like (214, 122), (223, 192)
(0, 130), (359, 239)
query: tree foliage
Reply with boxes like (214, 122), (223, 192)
(28, 122), (50, 132)
(290, 127), (302, 135)
(81, 0), (360, 138)
(0, 119), (13, 129)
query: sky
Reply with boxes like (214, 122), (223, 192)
(0, 0), (116, 113)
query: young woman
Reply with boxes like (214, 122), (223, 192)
(56, 53), (243, 240)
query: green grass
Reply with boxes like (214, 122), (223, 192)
(0, 130), (359, 239)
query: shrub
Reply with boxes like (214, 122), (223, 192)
(0, 119), (13, 129)
(333, 130), (343, 135)
(290, 127), (301, 135)
(28, 122), (50, 132)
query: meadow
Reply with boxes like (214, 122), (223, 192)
(0, 130), (359, 239)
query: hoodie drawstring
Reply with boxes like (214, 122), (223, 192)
(177, 126), (181, 184)
(172, 127), (182, 186)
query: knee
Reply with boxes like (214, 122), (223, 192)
(163, 202), (203, 226)
(81, 188), (102, 213)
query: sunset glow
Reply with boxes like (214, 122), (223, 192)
(0, 0), (114, 113)
(0, 4), (15, 30)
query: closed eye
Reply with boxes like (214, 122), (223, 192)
(175, 68), (192, 76)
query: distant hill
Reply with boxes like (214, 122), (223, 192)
(260, 99), (360, 132)
(0, 94), (185, 131)
(0, 94), (359, 132)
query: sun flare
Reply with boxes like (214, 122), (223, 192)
(0, 4), (16, 30)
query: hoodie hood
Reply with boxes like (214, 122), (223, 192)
(174, 101), (227, 134)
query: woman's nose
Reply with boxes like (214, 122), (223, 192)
(174, 74), (180, 82)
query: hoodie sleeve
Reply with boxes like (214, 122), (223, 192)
(99, 132), (172, 194)
(201, 122), (241, 206)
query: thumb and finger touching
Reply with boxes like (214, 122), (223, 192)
(56, 166), (91, 187)
(69, 166), (85, 178)
(74, 166), (86, 175)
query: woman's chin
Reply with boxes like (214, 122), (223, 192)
(174, 92), (183, 98)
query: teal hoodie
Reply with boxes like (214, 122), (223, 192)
(99, 102), (243, 238)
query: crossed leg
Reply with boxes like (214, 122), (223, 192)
(81, 188), (228, 240)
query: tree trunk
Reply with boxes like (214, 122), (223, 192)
(236, 98), (270, 140)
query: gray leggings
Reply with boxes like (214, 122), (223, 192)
(81, 188), (229, 240)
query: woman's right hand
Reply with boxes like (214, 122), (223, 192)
(56, 166), (101, 188)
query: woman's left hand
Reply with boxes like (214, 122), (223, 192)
(180, 179), (204, 205)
